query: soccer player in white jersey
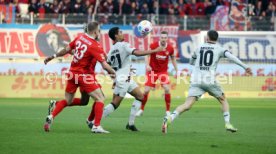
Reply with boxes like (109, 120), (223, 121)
(162, 30), (253, 133)
(87, 27), (164, 131)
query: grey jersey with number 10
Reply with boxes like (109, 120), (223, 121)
(107, 42), (136, 81)
(191, 42), (227, 84)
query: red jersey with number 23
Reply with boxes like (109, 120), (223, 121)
(69, 33), (105, 74)
(149, 41), (174, 73)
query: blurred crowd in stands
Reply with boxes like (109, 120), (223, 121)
(0, 0), (275, 17)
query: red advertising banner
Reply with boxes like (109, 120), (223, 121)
(0, 24), (179, 58)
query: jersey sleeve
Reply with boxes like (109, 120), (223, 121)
(220, 47), (231, 58)
(123, 42), (136, 55)
(91, 47), (106, 63)
(169, 46), (175, 56)
(69, 37), (78, 50)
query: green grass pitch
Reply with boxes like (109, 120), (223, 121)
(0, 98), (275, 154)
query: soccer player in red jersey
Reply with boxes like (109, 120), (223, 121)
(43, 22), (116, 133)
(136, 31), (178, 117)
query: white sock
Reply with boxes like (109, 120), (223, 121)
(128, 100), (141, 125)
(223, 112), (230, 124)
(171, 110), (179, 122)
(102, 103), (115, 118)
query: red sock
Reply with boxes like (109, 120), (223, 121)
(141, 93), (149, 111)
(93, 102), (104, 126)
(165, 94), (171, 111)
(69, 98), (81, 106)
(52, 100), (67, 118)
(87, 103), (96, 121)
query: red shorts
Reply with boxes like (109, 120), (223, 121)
(145, 71), (170, 88)
(65, 73), (101, 94)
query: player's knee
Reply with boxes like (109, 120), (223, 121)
(111, 102), (120, 109)
(218, 95), (226, 102)
(80, 98), (89, 105)
(94, 95), (105, 102)
(164, 88), (170, 94)
(163, 85), (170, 93)
(136, 94), (144, 102)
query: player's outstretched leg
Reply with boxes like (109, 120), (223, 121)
(102, 94), (123, 118)
(43, 93), (81, 132)
(162, 97), (196, 134)
(136, 86), (151, 117)
(217, 95), (238, 132)
(44, 100), (56, 132)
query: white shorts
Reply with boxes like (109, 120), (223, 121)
(188, 83), (224, 100)
(114, 79), (138, 97)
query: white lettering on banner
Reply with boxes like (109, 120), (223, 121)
(181, 41), (193, 59)
(266, 45), (276, 59)
(0, 31), (35, 55)
(248, 42), (264, 59)
(239, 38), (247, 59)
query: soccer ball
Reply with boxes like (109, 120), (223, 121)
(138, 20), (153, 35)
(134, 20), (153, 37)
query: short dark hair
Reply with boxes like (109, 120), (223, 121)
(161, 31), (168, 35)
(207, 30), (219, 41)
(87, 22), (99, 33)
(108, 27), (119, 41)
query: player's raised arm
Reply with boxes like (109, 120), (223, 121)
(132, 46), (165, 56)
(224, 51), (253, 75)
(44, 45), (72, 65)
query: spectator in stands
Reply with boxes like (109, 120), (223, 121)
(73, 0), (84, 14)
(159, 0), (170, 14)
(100, 0), (114, 14)
(50, 0), (60, 14)
(130, 1), (139, 15)
(59, 0), (73, 14)
(140, 2), (149, 14)
(113, 0), (131, 15)
(168, 4), (177, 24)
(254, 0), (262, 16)
(175, 0), (185, 16)
(204, 0), (216, 15)
(266, 2), (275, 17)
(28, 0), (38, 14)
(83, 0), (94, 14)
(196, 1), (206, 15)
(13, 0), (21, 16)
(37, 0), (51, 18)
(267, 2), (275, 30)
(185, 0), (198, 15)
(248, 3), (256, 16)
